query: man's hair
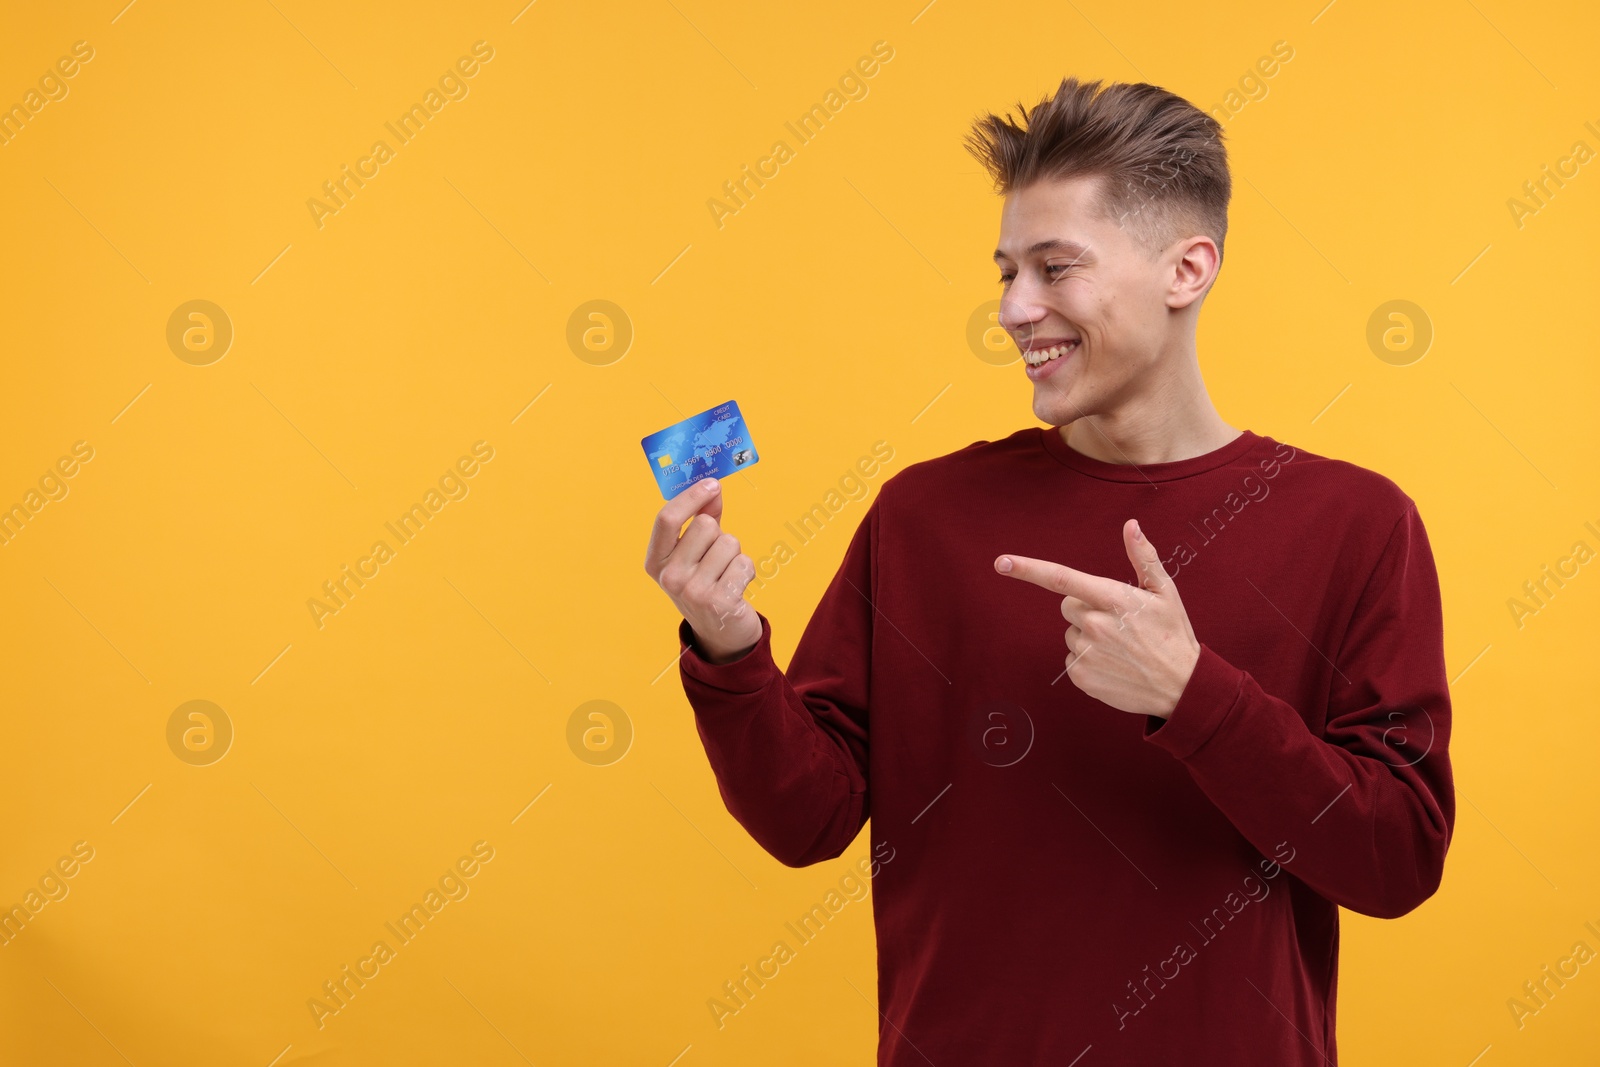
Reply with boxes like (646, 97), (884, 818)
(964, 77), (1230, 264)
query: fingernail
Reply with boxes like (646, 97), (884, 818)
(703, 478), (719, 492)
(997, 556), (1013, 573)
(1132, 521), (1144, 542)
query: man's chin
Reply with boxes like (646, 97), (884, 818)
(1032, 391), (1077, 426)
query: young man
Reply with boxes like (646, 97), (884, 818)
(644, 77), (1453, 1065)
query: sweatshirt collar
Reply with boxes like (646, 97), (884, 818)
(1039, 424), (1264, 483)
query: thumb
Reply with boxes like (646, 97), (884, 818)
(1123, 519), (1175, 597)
(690, 477), (724, 524)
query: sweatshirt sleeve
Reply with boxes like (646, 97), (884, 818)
(1142, 500), (1455, 919)
(674, 495), (878, 868)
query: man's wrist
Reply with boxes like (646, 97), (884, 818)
(700, 641), (756, 665)
(1153, 641), (1202, 719)
(687, 624), (756, 665)
(677, 615), (776, 696)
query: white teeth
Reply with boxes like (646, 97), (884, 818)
(1024, 340), (1079, 366)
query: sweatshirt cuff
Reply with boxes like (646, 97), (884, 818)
(1142, 642), (1246, 759)
(678, 612), (778, 695)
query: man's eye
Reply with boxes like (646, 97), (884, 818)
(998, 264), (1072, 285)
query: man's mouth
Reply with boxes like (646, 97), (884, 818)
(1022, 339), (1080, 366)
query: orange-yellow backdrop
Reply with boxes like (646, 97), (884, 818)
(1, 0), (1596, 1063)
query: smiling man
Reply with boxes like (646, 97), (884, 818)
(645, 77), (1454, 1065)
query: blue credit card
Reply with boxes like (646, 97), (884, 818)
(641, 399), (760, 499)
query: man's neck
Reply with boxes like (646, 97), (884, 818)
(1059, 387), (1240, 467)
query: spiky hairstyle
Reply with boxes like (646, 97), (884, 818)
(965, 77), (1231, 262)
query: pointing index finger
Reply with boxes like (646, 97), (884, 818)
(995, 553), (1131, 609)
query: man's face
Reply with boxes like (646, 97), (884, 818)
(993, 174), (1176, 427)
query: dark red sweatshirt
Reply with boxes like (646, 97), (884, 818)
(676, 426), (1454, 1066)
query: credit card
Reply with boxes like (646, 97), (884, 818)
(641, 399), (760, 499)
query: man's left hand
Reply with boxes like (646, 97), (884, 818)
(995, 519), (1200, 719)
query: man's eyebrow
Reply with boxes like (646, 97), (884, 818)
(993, 238), (1093, 262)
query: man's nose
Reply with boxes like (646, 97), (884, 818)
(999, 302), (1045, 340)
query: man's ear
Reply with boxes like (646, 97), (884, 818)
(1167, 235), (1219, 310)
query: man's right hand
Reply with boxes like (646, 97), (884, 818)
(645, 476), (762, 664)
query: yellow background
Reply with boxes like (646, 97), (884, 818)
(1, 0), (1596, 1063)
